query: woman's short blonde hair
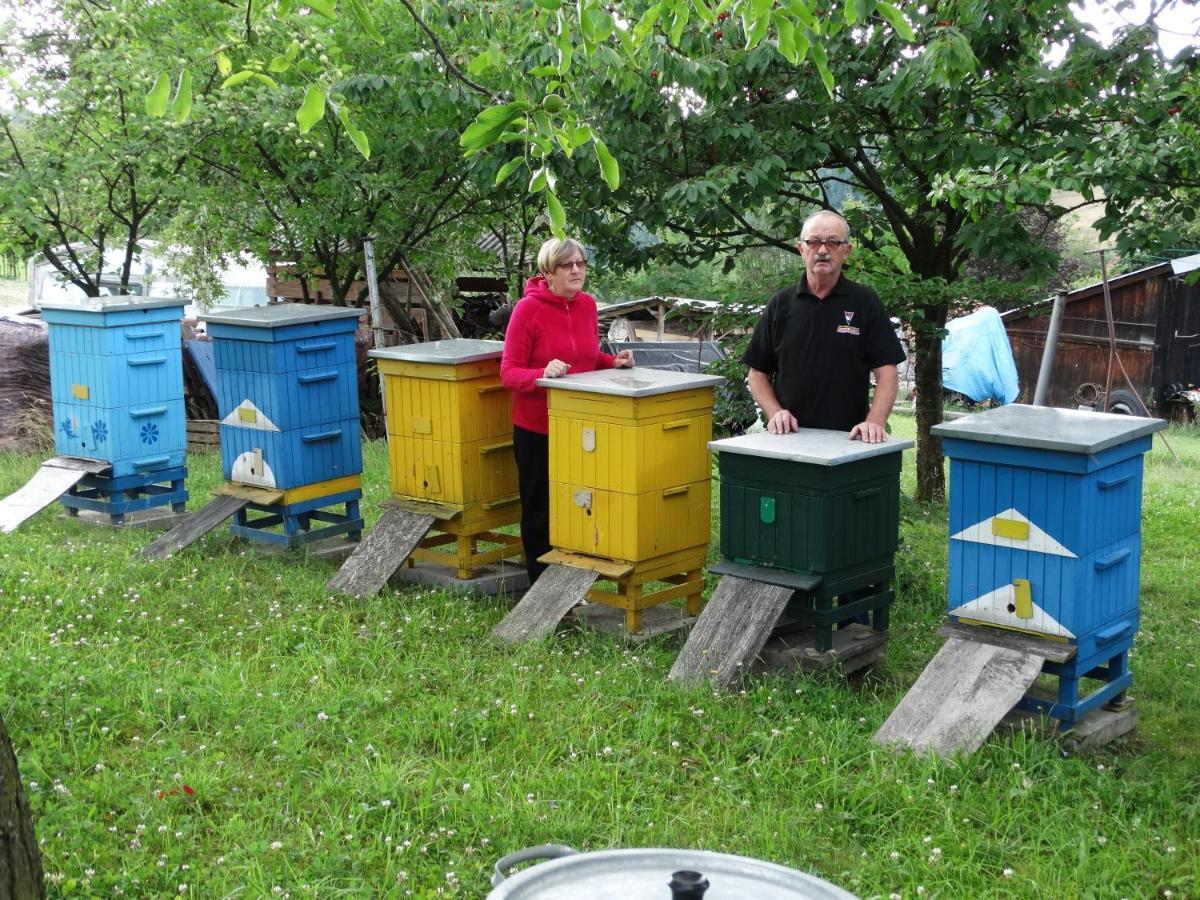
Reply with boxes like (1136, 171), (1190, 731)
(537, 238), (587, 275)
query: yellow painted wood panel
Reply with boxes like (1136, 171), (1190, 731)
(546, 386), (716, 424)
(376, 359), (498, 382)
(382, 363), (511, 445)
(388, 434), (518, 507)
(549, 479), (710, 562)
(549, 413), (711, 494)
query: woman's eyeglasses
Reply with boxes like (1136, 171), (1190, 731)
(557, 259), (588, 271)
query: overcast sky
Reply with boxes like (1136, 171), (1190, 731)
(1073, 0), (1198, 58)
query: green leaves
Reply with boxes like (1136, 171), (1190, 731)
(875, 1), (915, 42)
(297, 85), (327, 133)
(460, 102), (530, 152)
(545, 189), (566, 236)
(346, 0), (385, 45)
(220, 70), (256, 88)
(170, 71), (193, 123)
(145, 74), (170, 117)
(304, 0), (338, 22)
(336, 105), (370, 159)
(495, 156), (526, 186)
(145, 70), (193, 122)
(594, 138), (619, 190)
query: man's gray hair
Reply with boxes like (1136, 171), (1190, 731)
(800, 211), (851, 242)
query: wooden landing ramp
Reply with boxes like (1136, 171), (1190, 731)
(140, 494), (250, 560)
(491, 564), (599, 644)
(668, 575), (794, 690)
(0, 457), (110, 534)
(873, 637), (1047, 756)
(325, 508), (436, 597)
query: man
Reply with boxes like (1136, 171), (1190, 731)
(742, 211), (906, 444)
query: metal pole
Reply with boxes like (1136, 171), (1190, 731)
(1032, 292), (1067, 406)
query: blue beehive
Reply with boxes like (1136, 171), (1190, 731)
(42, 297), (187, 478)
(933, 404), (1165, 722)
(202, 304), (364, 491)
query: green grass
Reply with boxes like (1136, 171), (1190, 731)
(1, 424), (1198, 897)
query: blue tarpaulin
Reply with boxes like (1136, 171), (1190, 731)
(942, 307), (1019, 405)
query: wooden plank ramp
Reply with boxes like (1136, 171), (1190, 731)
(668, 575), (794, 690)
(140, 494), (249, 560)
(873, 637), (1046, 756)
(0, 457), (108, 534)
(491, 564), (599, 644)
(325, 509), (435, 597)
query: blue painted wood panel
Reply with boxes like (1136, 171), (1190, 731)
(51, 349), (184, 409)
(44, 307), (182, 355)
(53, 398), (187, 476)
(947, 454), (1145, 557)
(209, 320), (357, 373)
(948, 534), (1142, 642)
(215, 364), (357, 431)
(219, 417), (362, 490)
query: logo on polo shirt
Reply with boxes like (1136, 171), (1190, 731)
(837, 310), (860, 335)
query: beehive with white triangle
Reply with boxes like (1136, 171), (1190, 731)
(200, 303), (366, 547)
(933, 404), (1165, 723)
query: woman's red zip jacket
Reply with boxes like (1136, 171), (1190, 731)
(500, 275), (617, 435)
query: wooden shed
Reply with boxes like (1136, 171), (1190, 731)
(1002, 255), (1200, 420)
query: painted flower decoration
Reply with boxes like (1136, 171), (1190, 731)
(91, 420), (109, 444)
(60, 417), (77, 439)
(140, 422), (159, 445)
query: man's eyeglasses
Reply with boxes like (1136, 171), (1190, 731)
(802, 238), (849, 250)
(557, 259), (588, 271)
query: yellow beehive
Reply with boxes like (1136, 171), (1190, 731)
(543, 369), (723, 565)
(371, 340), (518, 509)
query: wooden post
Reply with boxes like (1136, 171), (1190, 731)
(361, 236), (388, 412)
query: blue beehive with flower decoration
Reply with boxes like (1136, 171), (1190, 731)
(932, 404), (1165, 724)
(201, 303), (365, 547)
(43, 297), (188, 476)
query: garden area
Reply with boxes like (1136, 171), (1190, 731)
(3, 0), (1200, 896)
(0, 417), (1197, 897)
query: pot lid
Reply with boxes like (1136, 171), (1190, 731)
(487, 848), (857, 900)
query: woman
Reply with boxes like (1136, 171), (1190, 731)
(501, 238), (634, 583)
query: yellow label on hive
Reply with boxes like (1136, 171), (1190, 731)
(72, 384), (90, 400)
(991, 517), (1029, 541)
(1012, 579), (1033, 619)
(238, 407), (258, 424)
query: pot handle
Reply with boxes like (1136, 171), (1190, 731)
(492, 844), (579, 887)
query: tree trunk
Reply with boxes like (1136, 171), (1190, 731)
(0, 713), (44, 900)
(913, 324), (946, 504)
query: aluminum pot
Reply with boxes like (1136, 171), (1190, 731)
(488, 844), (858, 899)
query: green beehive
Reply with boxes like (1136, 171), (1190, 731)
(712, 429), (913, 581)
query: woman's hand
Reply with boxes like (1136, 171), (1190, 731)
(543, 359), (570, 378)
(613, 349), (634, 369)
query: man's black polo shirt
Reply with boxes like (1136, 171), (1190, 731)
(741, 275), (906, 432)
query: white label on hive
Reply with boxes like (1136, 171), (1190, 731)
(222, 400), (280, 432)
(949, 582), (1074, 639)
(231, 449), (277, 488)
(582, 428), (596, 452)
(950, 507), (1076, 557)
